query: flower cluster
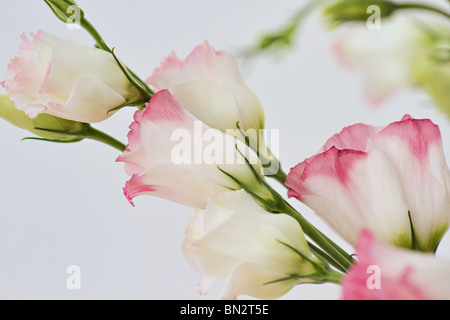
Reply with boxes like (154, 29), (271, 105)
(2, 0), (450, 300)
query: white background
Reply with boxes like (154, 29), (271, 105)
(0, 0), (450, 300)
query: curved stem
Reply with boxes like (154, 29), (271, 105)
(249, 154), (354, 270)
(86, 127), (126, 152)
(272, 168), (288, 188)
(81, 19), (111, 52)
(397, 3), (450, 20)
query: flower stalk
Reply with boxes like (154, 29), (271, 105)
(78, 15), (155, 98)
(224, 150), (355, 272)
(84, 127), (127, 152)
(277, 201), (355, 271)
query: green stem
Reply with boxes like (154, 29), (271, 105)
(315, 225), (354, 266)
(86, 127), (126, 152)
(279, 201), (354, 271)
(396, 3), (450, 20)
(81, 19), (154, 97)
(128, 68), (155, 96)
(308, 241), (347, 273)
(81, 18), (111, 52)
(237, 151), (354, 271)
(324, 269), (344, 285)
(272, 168), (288, 188)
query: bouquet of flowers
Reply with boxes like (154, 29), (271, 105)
(2, 0), (450, 300)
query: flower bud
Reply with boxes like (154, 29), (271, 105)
(332, 16), (428, 105)
(183, 190), (333, 299)
(43, 0), (84, 26)
(146, 42), (279, 174)
(412, 34), (450, 118)
(2, 30), (145, 123)
(324, 0), (397, 28)
(0, 94), (88, 142)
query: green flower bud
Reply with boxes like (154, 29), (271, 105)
(43, 0), (84, 26)
(0, 95), (89, 142)
(413, 53), (450, 118)
(323, 0), (398, 28)
(408, 23), (450, 119)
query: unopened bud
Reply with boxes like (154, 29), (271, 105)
(324, 0), (397, 28)
(0, 95), (88, 142)
(43, 0), (84, 27)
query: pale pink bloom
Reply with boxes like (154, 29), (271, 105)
(2, 30), (142, 123)
(333, 16), (427, 105)
(342, 230), (450, 300)
(286, 115), (450, 252)
(182, 190), (320, 300)
(117, 90), (263, 209)
(146, 41), (265, 138)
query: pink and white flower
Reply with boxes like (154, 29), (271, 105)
(333, 16), (427, 105)
(286, 115), (450, 252)
(146, 41), (265, 139)
(182, 190), (322, 300)
(117, 90), (264, 209)
(333, 15), (450, 119)
(2, 30), (143, 123)
(342, 230), (450, 300)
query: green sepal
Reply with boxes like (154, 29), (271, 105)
(264, 271), (343, 286)
(107, 101), (146, 114)
(408, 211), (420, 251)
(111, 48), (153, 102)
(217, 144), (282, 213)
(266, 239), (344, 286)
(32, 127), (88, 137)
(277, 239), (329, 274)
(307, 241), (347, 273)
(22, 137), (84, 144)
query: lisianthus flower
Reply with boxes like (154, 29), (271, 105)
(117, 90), (267, 209)
(183, 190), (327, 299)
(146, 42), (281, 174)
(286, 115), (450, 252)
(332, 16), (428, 105)
(147, 41), (264, 136)
(342, 230), (450, 300)
(2, 30), (144, 123)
